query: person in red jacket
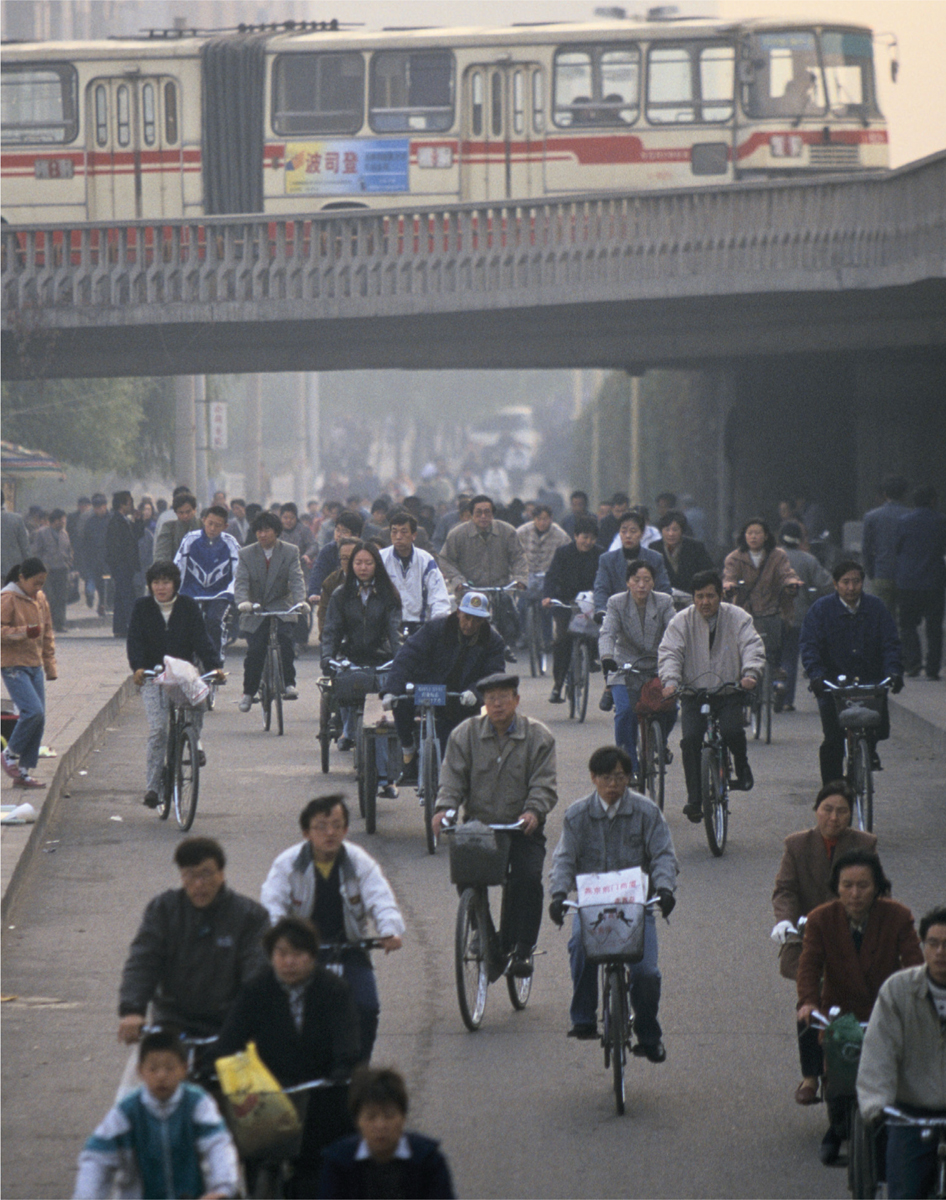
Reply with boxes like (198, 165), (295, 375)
(796, 848), (923, 1165)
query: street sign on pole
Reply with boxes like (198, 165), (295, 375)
(209, 401), (228, 450)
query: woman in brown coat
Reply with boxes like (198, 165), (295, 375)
(796, 849), (923, 1164)
(723, 517), (801, 623)
(771, 781), (878, 1106)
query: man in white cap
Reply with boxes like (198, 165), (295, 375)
(381, 591), (505, 785)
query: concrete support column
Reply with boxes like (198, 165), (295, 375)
(714, 368), (736, 550)
(306, 373), (321, 493)
(194, 375), (209, 505)
(244, 375), (264, 503)
(292, 374), (308, 506)
(628, 373), (642, 506)
(173, 375), (197, 492)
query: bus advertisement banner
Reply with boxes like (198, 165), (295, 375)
(285, 139), (410, 195)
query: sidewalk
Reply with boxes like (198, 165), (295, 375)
(888, 678), (946, 758)
(1, 601), (133, 919)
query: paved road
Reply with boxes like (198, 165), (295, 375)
(1, 653), (942, 1199)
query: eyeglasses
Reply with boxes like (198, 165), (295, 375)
(597, 771), (629, 785)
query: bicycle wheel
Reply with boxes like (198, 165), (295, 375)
(173, 723), (200, 832)
(353, 713), (367, 818)
(763, 662), (773, 745)
(848, 1104), (878, 1200)
(701, 746), (728, 857)
(259, 660), (272, 732)
(363, 731), (378, 835)
(157, 746), (173, 821)
(852, 737), (874, 832)
(421, 734), (439, 856)
(608, 968), (627, 1115)
(319, 692), (332, 774)
(577, 642), (591, 723)
(566, 645), (577, 720)
(455, 889), (489, 1031)
(271, 648), (284, 737)
(645, 719), (666, 811)
(751, 667), (765, 740)
(506, 953), (533, 1010)
(526, 606), (539, 678)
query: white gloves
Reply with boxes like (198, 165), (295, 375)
(381, 695), (395, 712)
(237, 601), (254, 613)
(770, 920), (796, 944)
(460, 690), (478, 707)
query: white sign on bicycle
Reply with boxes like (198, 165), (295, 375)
(576, 867), (647, 907)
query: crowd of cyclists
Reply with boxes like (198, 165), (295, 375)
(3, 472), (944, 1199)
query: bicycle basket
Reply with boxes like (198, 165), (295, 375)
(635, 675), (676, 715)
(834, 692), (884, 729)
(579, 901), (645, 964)
(822, 1012), (865, 1099)
(448, 821), (510, 887)
(331, 668), (377, 707)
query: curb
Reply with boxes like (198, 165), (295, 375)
(889, 695), (946, 759)
(1, 676), (135, 922)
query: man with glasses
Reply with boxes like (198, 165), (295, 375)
(261, 795), (405, 1062)
(548, 745), (678, 1057)
(117, 838), (269, 1045)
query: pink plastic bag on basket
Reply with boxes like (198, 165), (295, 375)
(156, 655), (209, 708)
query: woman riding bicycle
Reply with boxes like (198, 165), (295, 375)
(599, 559), (676, 776)
(321, 541), (402, 793)
(126, 560), (223, 809)
(722, 517), (800, 621)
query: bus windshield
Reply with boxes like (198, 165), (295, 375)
(742, 28), (880, 121)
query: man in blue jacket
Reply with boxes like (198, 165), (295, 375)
(895, 485), (946, 681)
(800, 560), (903, 783)
(593, 510), (671, 615)
(380, 591), (505, 785)
(861, 475), (910, 619)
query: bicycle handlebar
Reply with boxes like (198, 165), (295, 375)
(883, 1106), (946, 1128)
(142, 668), (224, 683)
(823, 677), (892, 693)
(461, 581), (520, 593)
(562, 896), (661, 912)
(318, 938), (388, 954)
(439, 811), (525, 833)
(250, 602), (309, 617)
(677, 682), (747, 698)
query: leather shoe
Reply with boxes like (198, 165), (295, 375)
(683, 802), (703, 823)
(795, 1080), (821, 1106)
(633, 1040), (666, 1063)
(871, 751), (882, 771)
(599, 689), (614, 712)
(142, 791), (160, 809)
(397, 757), (419, 786)
(337, 736), (354, 752)
(507, 946), (534, 978)
(733, 762), (754, 791)
(548, 688), (565, 704)
(377, 784), (398, 800)
(819, 1128), (842, 1165)
(567, 1023), (598, 1040)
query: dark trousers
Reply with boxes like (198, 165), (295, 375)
(899, 586), (945, 677)
(887, 1123), (941, 1199)
(797, 1020), (824, 1077)
(815, 693), (889, 784)
(111, 568), (138, 638)
(44, 567), (69, 630)
(243, 621), (295, 695)
(679, 695), (748, 805)
(492, 591), (520, 649)
(505, 831), (546, 950)
(780, 624), (801, 706)
(551, 611), (572, 688)
(318, 948), (380, 1064)
(568, 910), (661, 1044)
(198, 597), (231, 661)
(392, 699), (453, 752)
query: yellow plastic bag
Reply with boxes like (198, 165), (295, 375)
(215, 1042), (302, 1158)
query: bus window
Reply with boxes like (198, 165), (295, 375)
(471, 70), (484, 135)
(369, 50), (454, 132)
(491, 70), (503, 136)
(553, 44), (639, 127)
(142, 82), (156, 146)
(272, 52), (364, 135)
(164, 81), (178, 143)
(821, 30), (879, 117)
(532, 70), (544, 133)
(0, 62), (78, 145)
(742, 31), (825, 119)
(647, 42), (733, 123)
(116, 83), (131, 146)
(94, 83), (108, 146)
(513, 70), (524, 135)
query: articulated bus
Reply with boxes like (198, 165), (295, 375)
(0, 15), (890, 224)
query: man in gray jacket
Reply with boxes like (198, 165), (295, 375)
(434, 673), (557, 978)
(117, 837), (269, 1044)
(548, 745), (677, 1057)
(857, 905), (946, 1199)
(658, 569), (765, 820)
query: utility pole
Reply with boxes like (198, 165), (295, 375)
(628, 373), (642, 505)
(173, 376), (196, 491)
(306, 373), (321, 495)
(195, 375), (209, 504)
(293, 374), (308, 506)
(244, 375), (264, 502)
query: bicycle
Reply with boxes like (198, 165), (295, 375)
(143, 667), (222, 832)
(563, 891), (661, 1115)
(443, 815), (534, 1031)
(883, 1107), (946, 1200)
(195, 597), (233, 711)
(384, 683), (468, 854)
(609, 661), (668, 811)
(548, 597), (597, 723)
(678, 683), (749, 858)
(250, 603), (307, 735)
(823, 678), (891, 833)
(809, 1007), (874, 1197)
(522, 573), (548, 678)
(725, 580), (794, 745)
(461, 580), (521, 657)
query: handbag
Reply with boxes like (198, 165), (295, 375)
(215, 1041), (302, 1158)
(634, 675), (676, 715)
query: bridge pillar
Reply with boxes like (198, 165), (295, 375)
(244, 375), (265, 503)
(173, 376), (197, 495)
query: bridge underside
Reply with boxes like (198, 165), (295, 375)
(4, 279), (944, 379)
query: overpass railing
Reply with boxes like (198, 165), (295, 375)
(3, 152), (944, 326)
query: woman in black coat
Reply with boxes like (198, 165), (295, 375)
(126, 559), (222, 808)
(217, 917), (361, 1192)
(650, 510), (714, 595)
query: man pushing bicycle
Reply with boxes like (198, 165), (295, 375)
(433, 673), (557, 979)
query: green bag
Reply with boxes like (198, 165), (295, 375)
(822, 1012), (864, 1099)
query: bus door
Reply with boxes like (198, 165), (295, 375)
(462, 63), (544, 202)
(86, 76), (183, 220)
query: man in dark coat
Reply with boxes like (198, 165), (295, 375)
(381, 592), (505, 784)
(542, 516), (602, 702)
(81, 493), (110, 616)
(895, 485), (946, 680)
(800, 560), (903, 783)
(105, 490), (144, 638)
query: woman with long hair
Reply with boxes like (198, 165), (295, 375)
(1, 557), (57, 789)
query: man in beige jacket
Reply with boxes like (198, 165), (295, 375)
(658, 569), (764, 821)
(433, 673), (557, 978)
